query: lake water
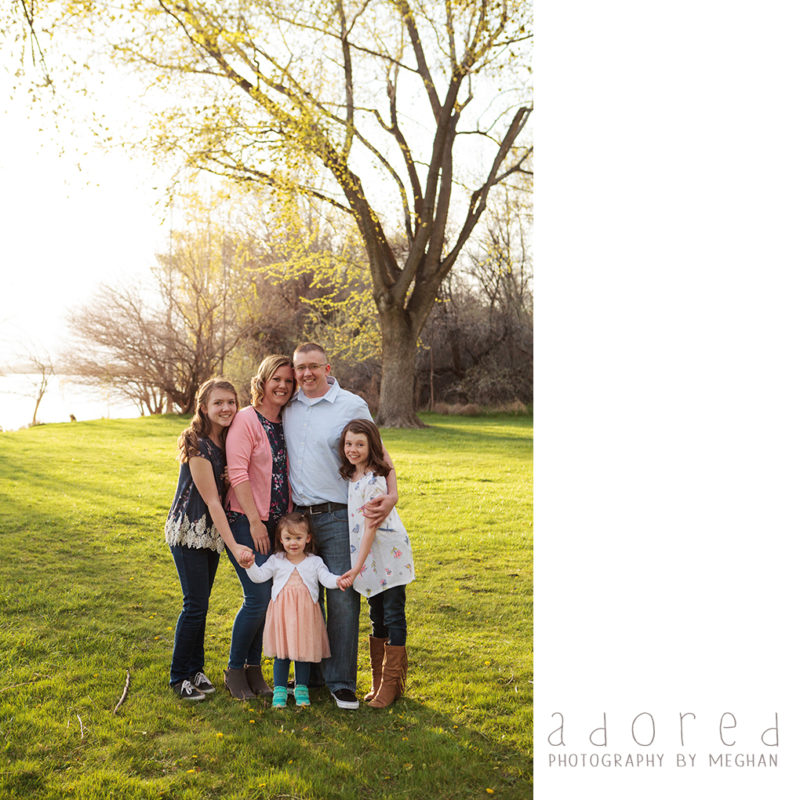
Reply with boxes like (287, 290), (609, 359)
(0, 373), (142, 432)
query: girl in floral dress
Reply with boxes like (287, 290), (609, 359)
(337, 419), (415, 708)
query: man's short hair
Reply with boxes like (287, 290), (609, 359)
(294, 342), (328, 361)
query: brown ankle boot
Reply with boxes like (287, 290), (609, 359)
(245, 664), (273, 697)
(367, 645), (407, 709)
(224, 668), (256, 699)
(364, 636), (389, 702)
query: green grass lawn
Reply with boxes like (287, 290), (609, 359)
(0, 413), (532, 800)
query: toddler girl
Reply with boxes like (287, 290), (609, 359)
(337, 418), (415, 708)
(246, 512), (344, 707)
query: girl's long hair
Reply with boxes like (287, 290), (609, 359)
(338, 418), (391, 480)
(178, 378), (239, 462)
(274, 511), (317, 555)
(250, 354), (294, 407)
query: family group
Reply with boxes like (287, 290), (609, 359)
(163, 343), (415, 710)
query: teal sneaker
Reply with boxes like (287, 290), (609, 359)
(294, 685), (310, 707)
(272, 686), (288, 708)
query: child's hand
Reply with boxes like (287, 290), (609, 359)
(236, 545), (255, 569)
(337, 570), (355, 590)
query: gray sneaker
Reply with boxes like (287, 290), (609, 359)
(174, 680), (206, 701)
(192, 671), (215, 694)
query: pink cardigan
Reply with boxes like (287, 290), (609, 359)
(224, 406), (292, 520)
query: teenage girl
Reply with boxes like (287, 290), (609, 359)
(337, 418), (415, 708)
(245, 512), (344, 708)
(165, 378), (253, 701)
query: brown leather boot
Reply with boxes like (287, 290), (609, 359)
(364, 636), (389, 702)
(224, 668), (256, 700)
(245, 664), (273, 697)
(367, 645), (407, 709)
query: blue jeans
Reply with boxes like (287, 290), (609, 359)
(226, 514), (272, 669)
(170, 544), (220, 685)
(368, 584), (407, 646)
(308, 508), (360, 693)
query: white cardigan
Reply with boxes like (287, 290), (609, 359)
(246, 552), (340, 601)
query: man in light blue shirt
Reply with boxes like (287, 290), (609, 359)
(284, 342), (397, 709)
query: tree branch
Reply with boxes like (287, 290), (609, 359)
(112, 669), (131, 715)
(204, 158), (355, 215)
(395, 0), (441, 117)
(396, 69), (469, 303)
(15, 0), (53, 87)
(337, 0), (356, 159)
(436, 104), (532, 283)
(383, 63), (423, 234)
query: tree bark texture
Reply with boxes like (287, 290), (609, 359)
(375, 307), (425, 428)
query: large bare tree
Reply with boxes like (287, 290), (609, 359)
(11, 0), (532, 426)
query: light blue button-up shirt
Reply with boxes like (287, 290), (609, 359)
(283, 377), (373, 506)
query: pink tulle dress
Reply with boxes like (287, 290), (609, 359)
(263, 569), (331, 662)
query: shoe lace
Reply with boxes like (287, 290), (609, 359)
(194, 671), (210, 684)
(181, 680), (195, 693)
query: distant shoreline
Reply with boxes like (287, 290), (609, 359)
(0, 373), (140, 431)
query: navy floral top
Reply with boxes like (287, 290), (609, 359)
(164, 437), (226, 553)
(256, 410), (290, 524)
(226, 411), (290, 542)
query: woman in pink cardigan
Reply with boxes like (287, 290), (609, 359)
(223, 354), (294, 699)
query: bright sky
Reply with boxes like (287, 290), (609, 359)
(0, 66), (167, 366)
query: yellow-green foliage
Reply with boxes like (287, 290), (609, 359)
(254, 195), (381, 361)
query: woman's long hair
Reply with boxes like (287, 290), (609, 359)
(178, 378), (239, 462)
(250, 354), (294, 407)
(338, 418), (391, 480)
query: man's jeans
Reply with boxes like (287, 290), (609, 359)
(170, 544), (220, 685)
(309, 508), (360, 693)
(226, 514), (272, 669)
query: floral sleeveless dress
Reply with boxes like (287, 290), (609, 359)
(347, 472), (415, 597)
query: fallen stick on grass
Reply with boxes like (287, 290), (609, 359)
(0, 676), (43, 693)
(77, 714), (85, 739)
(112, 669), (131, 715)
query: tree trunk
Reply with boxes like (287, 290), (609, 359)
(31, 371), (48, 427)
(375, 308), (425, 428)
(31, 394), (44, 427)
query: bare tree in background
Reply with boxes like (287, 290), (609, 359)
(416, 189), (532, 407)
(65, 283), (177, 414)
(65, 223), (258, 413)
(0, 347), (57, 427)
(28, 350), (55, 426)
